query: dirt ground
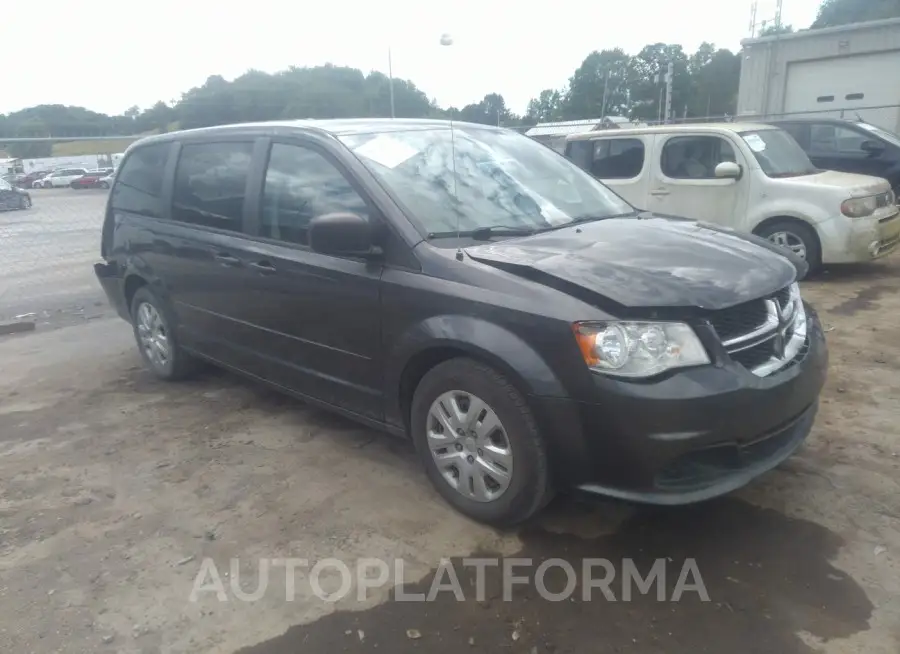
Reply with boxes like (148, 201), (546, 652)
(1, 257), (899, 654)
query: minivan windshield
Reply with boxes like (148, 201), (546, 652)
(338, 126), (635, 238)
(739, 128), (818, 178)
(858, 122), (900, 148)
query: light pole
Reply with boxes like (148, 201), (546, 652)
(388, 47), (395, 119)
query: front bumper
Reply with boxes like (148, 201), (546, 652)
(820, 209), (900, 263)
(531, 307), (828, 504)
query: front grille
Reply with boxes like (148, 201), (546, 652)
(706, 285), (807, 377)
(730, 338), (776, 370)
(707, 299), (768, 342)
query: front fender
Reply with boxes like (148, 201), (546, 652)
(383, 315), (567, 431)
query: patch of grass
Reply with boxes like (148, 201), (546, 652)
(52, 138), (139, 156)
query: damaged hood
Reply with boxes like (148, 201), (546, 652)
(464, 215), (801, 310)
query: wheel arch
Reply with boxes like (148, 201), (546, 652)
(388, 317), (567, 437)
(752, 215), (823, 266)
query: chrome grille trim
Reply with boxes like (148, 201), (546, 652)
(713, 285), (808, 378)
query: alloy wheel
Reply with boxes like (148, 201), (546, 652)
(767, 230), (807, 259)
(426, 390), (513, 502)
(136, 302), (170, 371)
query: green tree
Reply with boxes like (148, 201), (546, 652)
(759, 23), (795, 35)
(525, 89), (563, 123)
(561, 49), (632, 119)
(458, 93), (513, 125)
(686, 45), (741, 117)
(812, 0), (900, 28)
(628, 43), (690, 121)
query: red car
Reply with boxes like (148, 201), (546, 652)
(70, 169), (114, 189)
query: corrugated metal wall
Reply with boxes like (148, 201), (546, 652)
(737, 17), (900, 130)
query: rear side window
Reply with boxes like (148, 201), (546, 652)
(566, 139), (645, 179)
(111, 143), (170, 218)
(172, 142), (253, 232)
(809, 124), (869, 154)
(661, 136), (737, 179)
(588, 138), (645, 179)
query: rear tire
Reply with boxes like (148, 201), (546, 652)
(130, 287), (199, 381)
(410, 358), (552, 526)
(756, 219), (821, 275)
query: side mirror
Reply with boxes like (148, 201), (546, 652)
(308, 212), (379, 258)
(714, 161), (742, 180)
(861, 140), (885, 156)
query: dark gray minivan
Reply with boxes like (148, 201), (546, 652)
(95, 119), (827, 525)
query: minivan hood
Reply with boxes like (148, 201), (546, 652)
(465, 215), (800, 310)
(792, 169), (890, 197)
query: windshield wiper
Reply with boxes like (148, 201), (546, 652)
(537, 211), (638, 233)
(427, 225), (538, 240)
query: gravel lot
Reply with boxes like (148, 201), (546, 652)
(0, 222), (899, 652)
(0, 188), (108, 325)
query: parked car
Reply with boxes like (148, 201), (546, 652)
(766, 118), (900, 197)
(98, 170), (116, 189)
(95, 119), (827, 526)
(565, 123), (899, 272)
(71, 169), (114, 189)
(0, 177), (32, 210)
(20, 170), (52, 189)
(2, 172), (27, 187)
(35, 167), (89, 188)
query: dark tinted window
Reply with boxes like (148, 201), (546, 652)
(661, 136), (737, 179)
(260, 143), (368, 245)
(173, 142), (253, 231)
(809, 124), (869, 154)
(581, 138), (645, 178)
(111, 143), (170, 218)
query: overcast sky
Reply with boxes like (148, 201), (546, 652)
(2, 0), (822, 117)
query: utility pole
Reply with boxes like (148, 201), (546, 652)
(749, 0), (758, 37)
(388, 47), (395, 119)
(600, 69), (611, 117)
(664, 62), (674, 124)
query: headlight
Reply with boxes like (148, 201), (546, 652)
(572, 321), (710, 378)
(841, 196), (877, 218)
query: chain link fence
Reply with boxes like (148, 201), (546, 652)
(0, 136), (134, 325)
(1, 106), (898, 325)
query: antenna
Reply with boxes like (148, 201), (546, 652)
(450, 119), (463, 261)
(439, 32), (463, 261)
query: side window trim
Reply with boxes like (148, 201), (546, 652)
(159, 141), (180, 222)
(241, 137), (270, 237)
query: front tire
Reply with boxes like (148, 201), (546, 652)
(410, 358), (552, 526)
(18, 196), (31, 210)
(130, 287), (198, 381)
(756, 219), (821, 274)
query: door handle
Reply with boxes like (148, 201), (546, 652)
(214, 252), (242, 267)
(650, 189), (670, 197)
(249, 260), (277, 275)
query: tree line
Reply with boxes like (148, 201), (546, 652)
(0, 0), (893, 158)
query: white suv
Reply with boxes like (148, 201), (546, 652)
(35, 168), (89, 188)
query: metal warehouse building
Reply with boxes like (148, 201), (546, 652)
(737, 16), (900, 133)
